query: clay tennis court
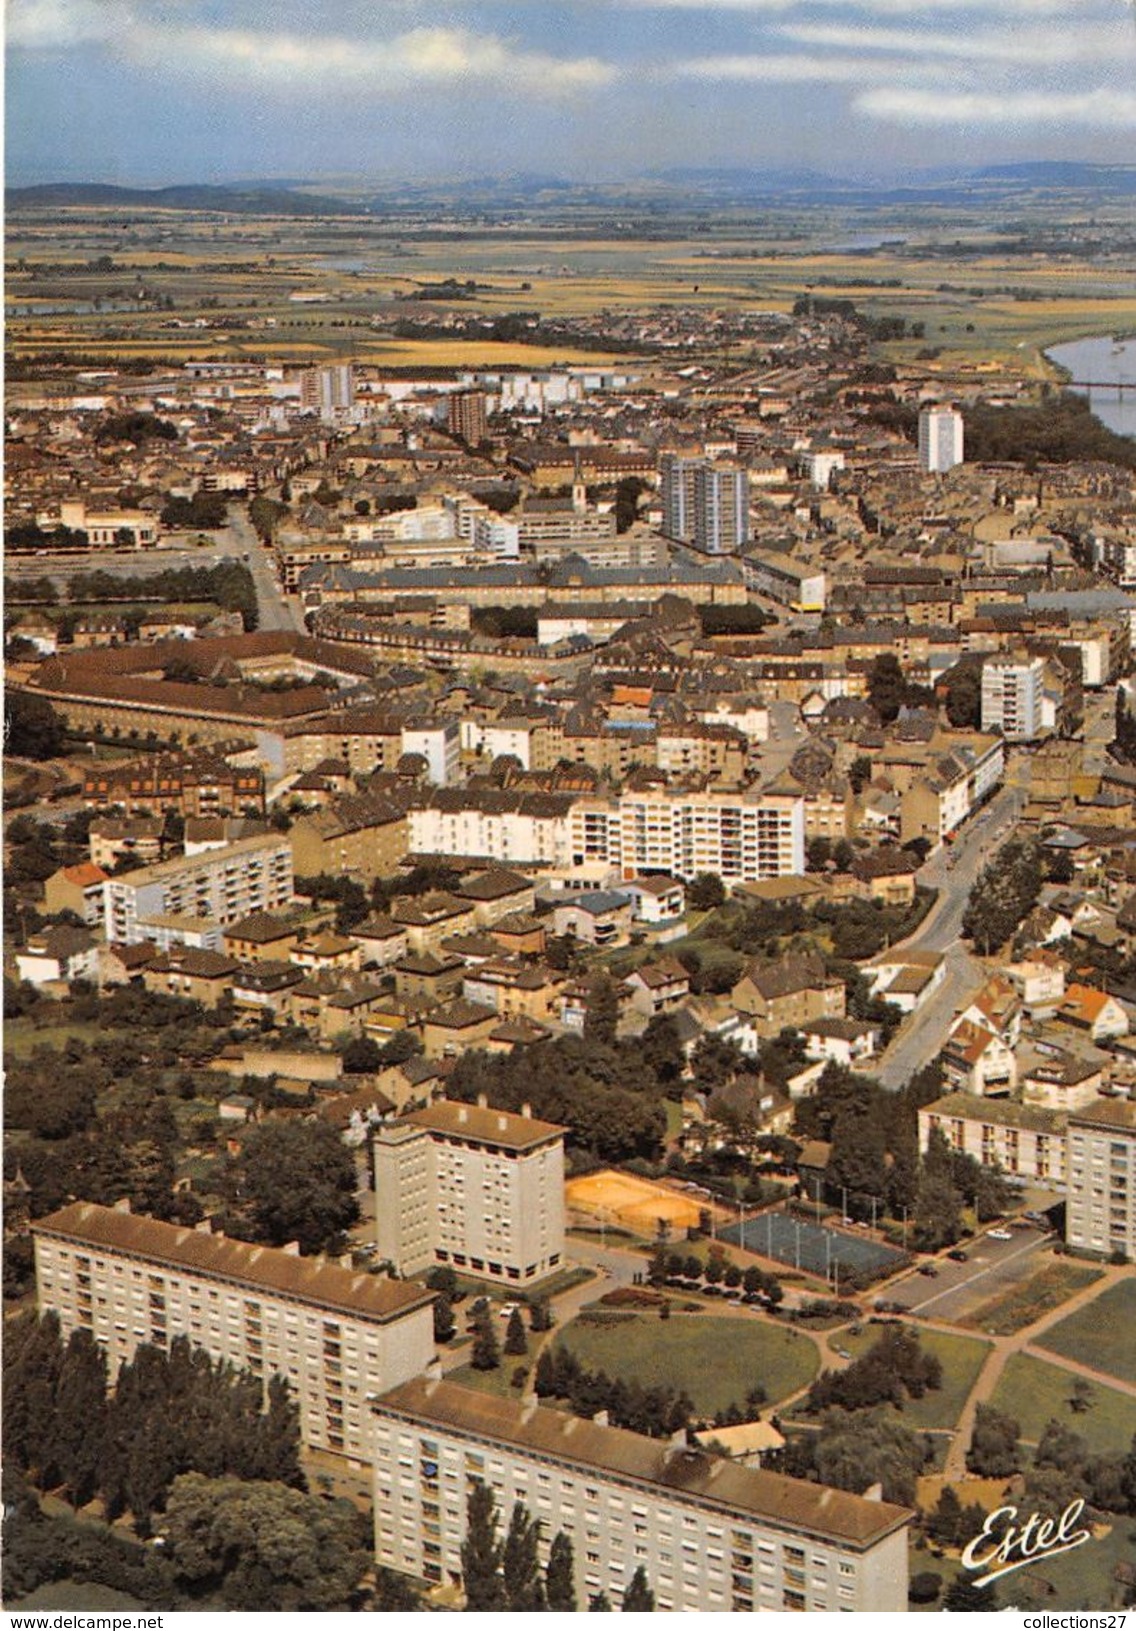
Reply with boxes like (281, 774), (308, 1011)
(565, 1169), (703, 1234)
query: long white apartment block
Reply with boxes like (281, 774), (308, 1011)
(33, 1201), (435, 1466)
(372, 1378), (912, 1609)
(374, 1100), (566, 1285)
(102, 833), (293, 944)
(569, 788), (805, 885)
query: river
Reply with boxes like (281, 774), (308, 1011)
(1045, 334), (1136, 440)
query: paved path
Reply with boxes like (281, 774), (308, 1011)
(938, 1264), (1134, 1479)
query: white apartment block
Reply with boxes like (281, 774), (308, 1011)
(408, 797), (572, 870)
(102, 834), (294, 945)
(33, 1202), (435, 1466)
(372, 1378), (911, 1609)
(374, 1101), (565, 1286)
(401, 722), (460, 787)
(918, 406), (964, 473)
(569, 789), (805, 886)
(1093, 533), (1136, 591)
(920, 1094), (1067, 1189)
(1066, 1097), (1136, 1259)
(981, 656), (1045, 741)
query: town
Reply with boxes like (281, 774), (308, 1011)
(5, 183), (1136, 1617)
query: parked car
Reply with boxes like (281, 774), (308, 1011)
(987, 1229), (1013, 1241)
(917, 1263), (939, 1277)
(947, 1249), (969, 1263)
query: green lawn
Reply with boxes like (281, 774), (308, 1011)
(1035, 1278), (1136, 1387)
(448, 1357), (532, 1401)
(552, 1310), (818, 1418)
(4, 1020), (106, 1059)
(961, 1262), (1103, 1337)
(990, 1353), (1136, 1456)
(826, 1326), (992, 1432)
(909, 1520), (1136, 1613)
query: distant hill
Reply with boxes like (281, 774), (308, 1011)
(6, 182), (367, 215)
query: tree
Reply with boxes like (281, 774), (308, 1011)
(341, 1034), (383, 1074)
(163, 1473), (368, 1610)
(529, 1298), (554, 1333)
(583, 971), (620, 1047)
(967, 1403), (1020, 1477)
(942, 657), (985, 729)
(49, 1329), (108, 1508)
(546, 1530), (577, 1612)
(688, 872), (726, 911)
(434, 1293), (456, 1344)
(590, 1591), (613, 1611)
(943, 1575), (997, 1612)
(223, 1120), (358, 1254)
(5, 691), (64, 760)
(504, 1308), (528, 1357)
(461, 1481), (505, 1610)
(812, 1409), (928, 1506)
(622, 1566), (655, 1611)
(471, 1310), (500, 1372)
(962, 836), (1043, 955)
(502, 1501), (545, 1610)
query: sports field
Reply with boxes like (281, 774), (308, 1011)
(565, 1169), (702, 1235)
(719, 1211), (907, 1279)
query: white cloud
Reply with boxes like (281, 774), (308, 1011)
(661, 51), (946, 84)
(8, 0), (132, 48)
(620, 0), (1077, 12)
(857, 85), (1136, 126)
(779, 20), (1126, 67)
(121, 21), (617, 95)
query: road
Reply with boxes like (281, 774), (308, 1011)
(882, 1229), (1051, 1319)
(874, 771), (1029, 1090)
(8, 508), (304, 635)
(224, 505), (304, 634)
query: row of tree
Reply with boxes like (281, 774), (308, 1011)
(962, 834), (1044, 954)
(806, 1325), (943, 1414)
(462, 1481), (653, 1612)
(4, 1316), (302, 1532)
(534, 1344), (694, 1439)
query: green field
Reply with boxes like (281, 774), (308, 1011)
(961, 1261), (1103, 1337)
(4, 1020), (106, 1059)
(826, 1326), (992, 1432)
(552, 1310), (818, 1418)
(1035, 1277), (1136, 1387)
(990, 1353), (1136, 1456)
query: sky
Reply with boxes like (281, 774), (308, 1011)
(7, 0), (1136, 187)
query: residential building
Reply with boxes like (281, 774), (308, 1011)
(371, 1378), (911, 1609)
(373, 1100), (566, 1284)
(289, 794), (409, 880)
(32, 1200), (435, 1465)
(731, 954), (845, 1039)
(15, 925), (100, 989)
(43, 861), (109, 926)
(918, 406), (964, 474)
(569, 787), (805, 886)
(1066, 1096), (1136, 1259)
(447, 389), (488, 446)
(981, 655), (1046, 742)
(102, 834), (294, 945)
(920, 1093), (1067, 1189)
(694, 460), (749, 554)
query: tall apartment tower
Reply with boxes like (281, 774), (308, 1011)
(374, 1100), (566, 1285)
(660, 453), (699, 543)
(300, 364), (355, 422)
(447, 389), (488, 446)
(980, 654), (1045, 741)
(918, 406), (964, 473)
(1066, 1097), (1136, 1260)
(694, 460), (749, 554)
